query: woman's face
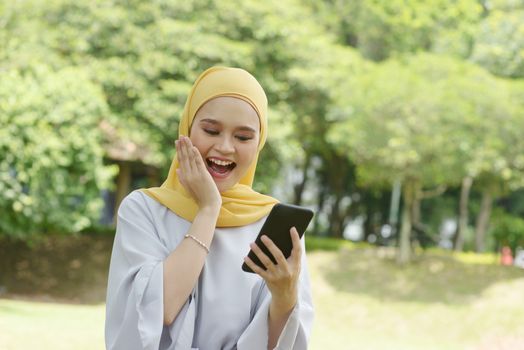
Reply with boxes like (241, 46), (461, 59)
(189, 96), (260, 193)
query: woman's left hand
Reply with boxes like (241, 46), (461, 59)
(243, 227), (302, 310)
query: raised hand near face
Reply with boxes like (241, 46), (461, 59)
(176, 136), (222, 211)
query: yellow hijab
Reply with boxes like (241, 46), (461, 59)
(140, 66), (278, 227)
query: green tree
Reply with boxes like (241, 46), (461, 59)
(329, 56), (457, 262)
(0, 64), (116, 238)
(304, 0), (482, 61)
(470, 9), (524, 78)
(408, 54), (519, 252)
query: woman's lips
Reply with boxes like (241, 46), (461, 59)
(206, 164), (233, 179)
(205, 158), (236, 179)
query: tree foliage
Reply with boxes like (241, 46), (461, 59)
(492, 209), (524, 253)
(304, 0), (482, 60)
(0, 64), (116, 238)
(1, 0), (524, 252)
(471, 9), (524, 78)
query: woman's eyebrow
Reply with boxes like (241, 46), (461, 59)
(199, 118), (256, 133)
(199, 118), (220, 125)
(236, 126), (257, 133)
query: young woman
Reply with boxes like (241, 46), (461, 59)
(105, 67), (314, 350)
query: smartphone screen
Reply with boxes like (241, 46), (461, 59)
(242, 203), (314, 273)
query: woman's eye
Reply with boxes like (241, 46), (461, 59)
(204, 129), (219, 135)
(236, 135), (253, 141)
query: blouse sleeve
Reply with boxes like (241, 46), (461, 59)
(236, 238), (315, 350)
(104, 191), (197, 350)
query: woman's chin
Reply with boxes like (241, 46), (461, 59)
(216, 181), (235, 193)
(208, 169), (239, 193)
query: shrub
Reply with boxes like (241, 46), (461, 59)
(491, 209), (524, 254)
(0, 64), (117, 239)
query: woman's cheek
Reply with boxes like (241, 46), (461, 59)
(245, 146), (258, 164)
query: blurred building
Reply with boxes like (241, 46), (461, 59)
(98, 120), (160, 226)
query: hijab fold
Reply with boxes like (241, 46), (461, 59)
(140, 67), (278, 227)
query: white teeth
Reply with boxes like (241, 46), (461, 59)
(209, 158), (233, 166)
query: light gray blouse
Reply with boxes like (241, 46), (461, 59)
(105, 190), (314, 350)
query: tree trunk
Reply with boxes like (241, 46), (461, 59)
(410, 191), (422, 249)
(454, 176), (473, 251)
(313, 184), (326, 235)
(475, 190), (493, 253)
(329, 194), (344, 238)
(411, 195), (421, 228)
(293, 153), (311, 206)
(325, 153), (352, 238)
(363, 203), (375, 242)
(388, 179), (402, 226)
(398, 181), (414, 265)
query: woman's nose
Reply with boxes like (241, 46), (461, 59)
(215, 136), (235, 154)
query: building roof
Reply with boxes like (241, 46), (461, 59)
(99, 119), (155, 165)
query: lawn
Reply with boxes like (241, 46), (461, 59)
(307, 244), (524, 350)
(1, 236), (523, 349)
(0, 298), (105, 350)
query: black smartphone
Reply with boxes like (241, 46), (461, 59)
(242, 203), (314, 273)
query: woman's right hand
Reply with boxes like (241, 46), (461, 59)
(176, 136), (222, 212)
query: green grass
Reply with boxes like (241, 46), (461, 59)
(0, 298), (105, 350)
(1, 239), (523, 349)
(308, 244), (524, 350)
(306, 235), (358, 251)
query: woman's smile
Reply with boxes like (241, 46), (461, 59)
(205, 156), (237, 179)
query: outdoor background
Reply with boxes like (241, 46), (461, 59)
(1, 0), (524, 349)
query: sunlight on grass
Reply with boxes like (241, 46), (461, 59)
(423, 247), (500, 265)
(0, 299), (105, 350)
(452, 251), (499, 265)
(307, 246), (524, 350)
